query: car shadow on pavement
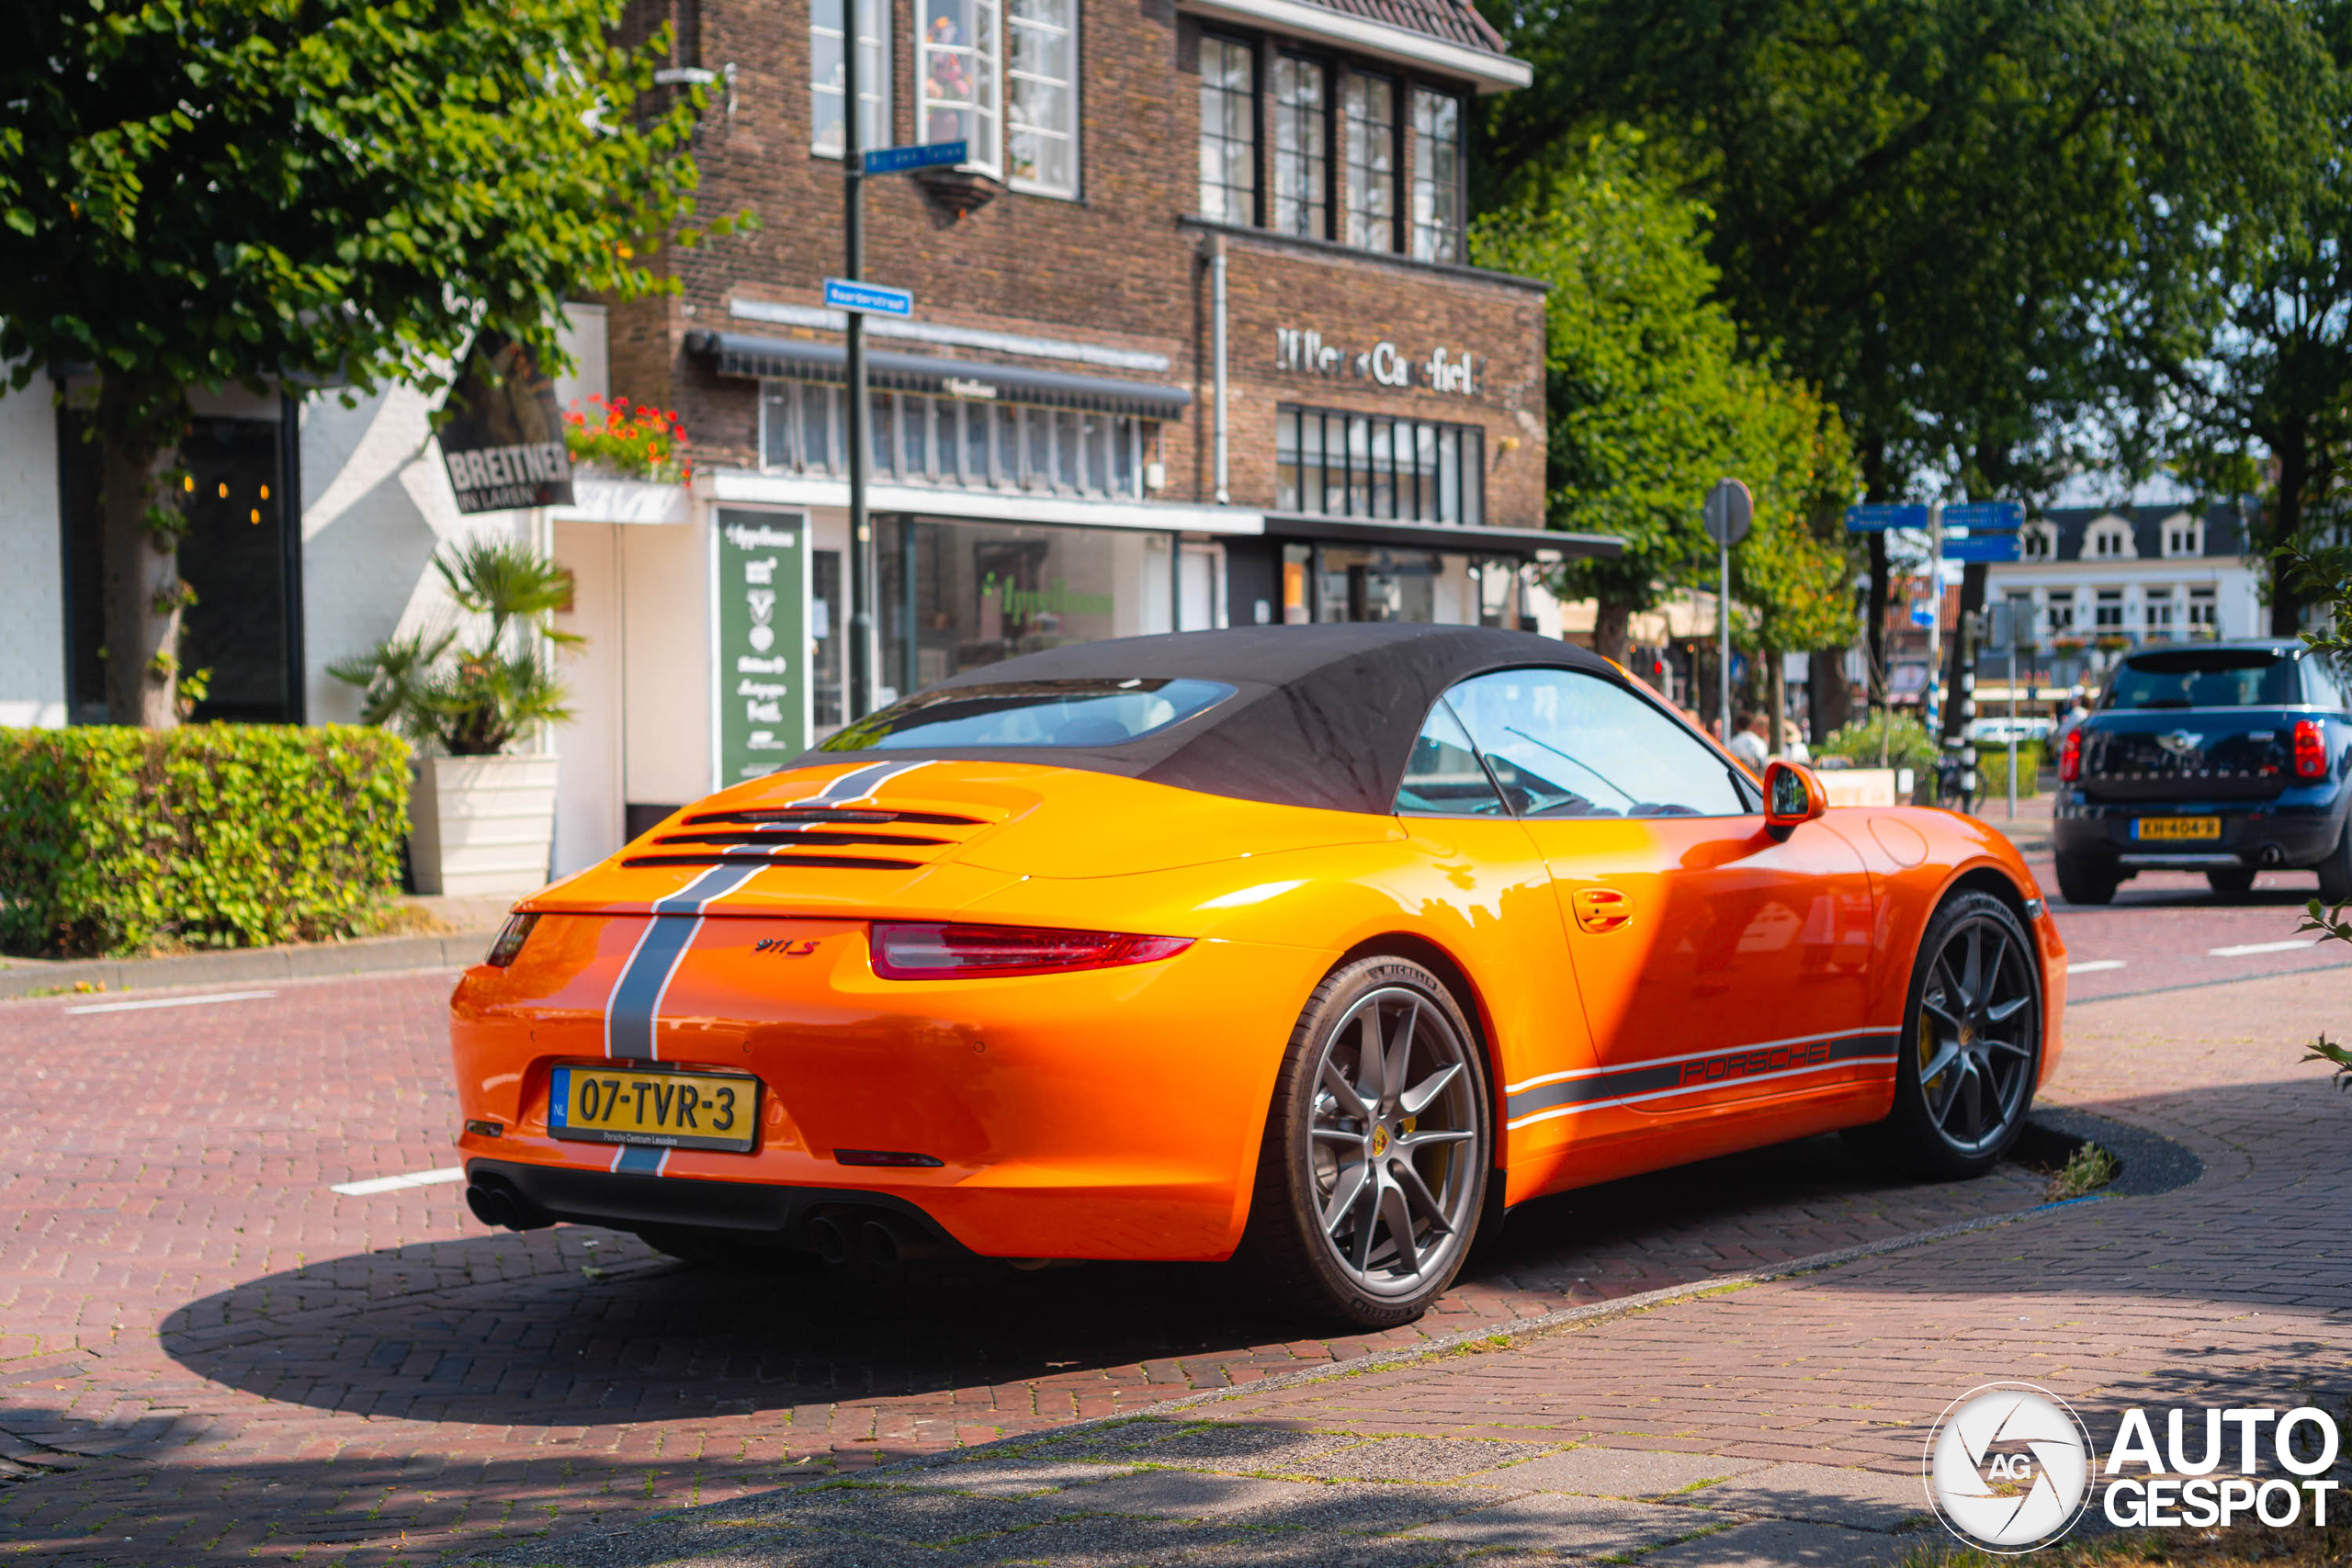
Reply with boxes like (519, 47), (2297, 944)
(139, 1133), (2044, 1443)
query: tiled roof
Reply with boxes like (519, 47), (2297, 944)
(1296, 0), (1511, 56)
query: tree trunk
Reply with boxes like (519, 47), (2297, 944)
(1766, 647), (1785, 753)
(2270, 432), (2309, 638)
(1809, 648), (1852, 741)
(1591, 597), (1634, 665)
(1860, 436), (1891, 711)
(96, 379), (183, 728)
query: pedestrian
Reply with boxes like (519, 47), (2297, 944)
(1728, 710), (1770, 773)
(1785, 721), (1812, 765)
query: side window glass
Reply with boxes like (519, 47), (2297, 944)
(1396, 699), (1508, 817)
(2305, 655), (2350, 711)
(1446, 668), (1749, 818)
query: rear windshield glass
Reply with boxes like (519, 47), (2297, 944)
(2103, 649), (2299, 710)
(819, 678), (1235, 750)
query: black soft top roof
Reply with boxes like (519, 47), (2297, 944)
(804, 624), (1622, 815)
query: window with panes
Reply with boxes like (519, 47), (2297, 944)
(762, 382), (1150, 501)
(1197, 35), (1256, 222)
(1340, 72), (1396, 251)
(812, 0), (890, 157)
(1408, 87), (1463, 262)
(1275, 404), (1481, 525)
(1270, 55), (1328, 238)
(915, 0), (1080, 197)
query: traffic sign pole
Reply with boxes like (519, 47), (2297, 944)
(844, 23), (874, 722)
(1923, 502), (1944, 739)
(1702, 480), (1753, 744)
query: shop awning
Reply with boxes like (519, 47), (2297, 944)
(1261, 512), (1623, 560)
(684, 330), (1193, 420)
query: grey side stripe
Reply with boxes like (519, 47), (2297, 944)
(787, 759), (932, 807)
(605, 861), (763, 1062)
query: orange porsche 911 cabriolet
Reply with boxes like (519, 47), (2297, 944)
(451, 625), (2064, 1325)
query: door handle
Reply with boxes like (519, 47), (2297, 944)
(1573, 887), (1633, 932)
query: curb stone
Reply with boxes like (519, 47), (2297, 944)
(0, 929), (501, 1000)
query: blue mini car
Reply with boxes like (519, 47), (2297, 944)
(2052, 639), (2352, 904)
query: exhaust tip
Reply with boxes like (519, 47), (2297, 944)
(2261, 843), (2286, 866)
(807, 1213), (853, 1266)
(465, 1182), (519, 1231)
(859, 1218), (902, 1268)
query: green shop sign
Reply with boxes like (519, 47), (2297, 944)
(715, 510), (808, 784)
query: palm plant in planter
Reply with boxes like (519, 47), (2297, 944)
(330, 541), (578, 897)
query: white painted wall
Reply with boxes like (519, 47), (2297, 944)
(620, 517), (714, 807)
(0, 365), (63, 728)
(551, 520), (624, 872)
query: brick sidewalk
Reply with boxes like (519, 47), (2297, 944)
(422, 967), (2350, 1568)
(0, 970), (2051, 1565)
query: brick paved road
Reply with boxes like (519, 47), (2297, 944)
(0, 864), (2336, 1566)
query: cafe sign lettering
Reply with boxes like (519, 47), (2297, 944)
(1273, 327), (1477, 397)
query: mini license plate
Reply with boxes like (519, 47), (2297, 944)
(548, 1066), (759, 1153)
(2134, 816), (2222, 841)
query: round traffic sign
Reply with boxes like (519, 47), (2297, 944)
(1703, 479), (1753, 547)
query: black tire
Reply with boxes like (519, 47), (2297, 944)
(2053, 853), (2118, 907)
(2317, 817), (2352, 906)
(1235, 956), (1491, 1329)
(2205, 867), (2258, 897)
(1849, 891), (2042, 1179)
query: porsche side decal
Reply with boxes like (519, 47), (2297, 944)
(1503, 1028), (1901, 1130)
(605, 861), (763, 1062)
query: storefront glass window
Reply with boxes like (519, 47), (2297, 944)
(1409, 88), (1463, 263)
(1007, 0), (1076, 195)
(811, 0), (890, 158)
(1311, 548), (1482, 625)
(881, 517), (1186, 695)
(1198, 36), (1256, 223)
(1341, 73), (1396, 252)
(1275, 405), (1482, 525)
(1272, 57), (1328, 239)
(763, 381), (1151, 501)
(920, 0), (1000, 176)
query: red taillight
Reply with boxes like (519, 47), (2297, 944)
(2294, 719), (2329, 780)
(868, 922), (1194, 979)
(2058, 729), (2083, 783)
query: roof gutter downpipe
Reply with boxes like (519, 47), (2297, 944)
(1210, 232), (1230, 505)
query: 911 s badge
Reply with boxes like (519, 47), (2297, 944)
(752, 937), (820, 956)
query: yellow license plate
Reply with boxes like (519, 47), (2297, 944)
(2134, 817), (2221, 840)
(548, 1065), (758, 1153)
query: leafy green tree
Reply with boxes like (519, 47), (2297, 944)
(1474, 0), (2319, 678)
(1472, 135), (1855, 679)
(0, 0), (722, 728)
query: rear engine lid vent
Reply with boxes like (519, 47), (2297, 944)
(623, 807), (989, 872)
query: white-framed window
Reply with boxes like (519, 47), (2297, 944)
(919, 0), (1001, 176)
(2162, 513), (2203, 557)
(2046, 589), (2075, 633)
(2145, 586), (2176, 638)
(1006, 0), (1077, 195)
(2087, 515), (2136, 559)
(2020, 521), (2056, 560)
(761, 380), (1150, 500)
(1198, 34), (1256, 223)
(2188, 585), (2218, 632)
(2095, 588), (2124, 628)
(917, 0), (1080, 197)
(812, 0), (890, 158)
(1408, 87), (1463, 263)
(1275, 404), (1482, 525)
(1340, 71), (1396, 252)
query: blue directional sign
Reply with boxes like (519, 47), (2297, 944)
(863, 141), (969, 175)
(1942, 534), (2020, 563)
(1845, 503), (1931, 532)
(823, 277), (913, 317)
(1943, 501), (2025, 532)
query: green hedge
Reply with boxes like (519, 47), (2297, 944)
(0, 725), (411, 957)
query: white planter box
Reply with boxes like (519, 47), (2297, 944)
(409, 753), (560, 897)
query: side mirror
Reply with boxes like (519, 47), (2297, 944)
(1763, 760), (1828, 840)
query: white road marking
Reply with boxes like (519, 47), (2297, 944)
(2066, 960), (2127, 975)
(64, 989), (276, 1015)
(2209, 939), (2322, 958)
(331, 1167), (467, 1197)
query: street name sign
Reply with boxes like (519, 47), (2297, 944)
(864, 141), (968, 175)
(1942, 534), (2020, 563)
(1845, 503), (1931, 532)
(1943, 501), (2025, 532)
(824, 277), (913, 317)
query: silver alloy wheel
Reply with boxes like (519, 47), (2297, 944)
(1916, 913), (2036, 1156)
(1305, 985), (1482, 1298)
